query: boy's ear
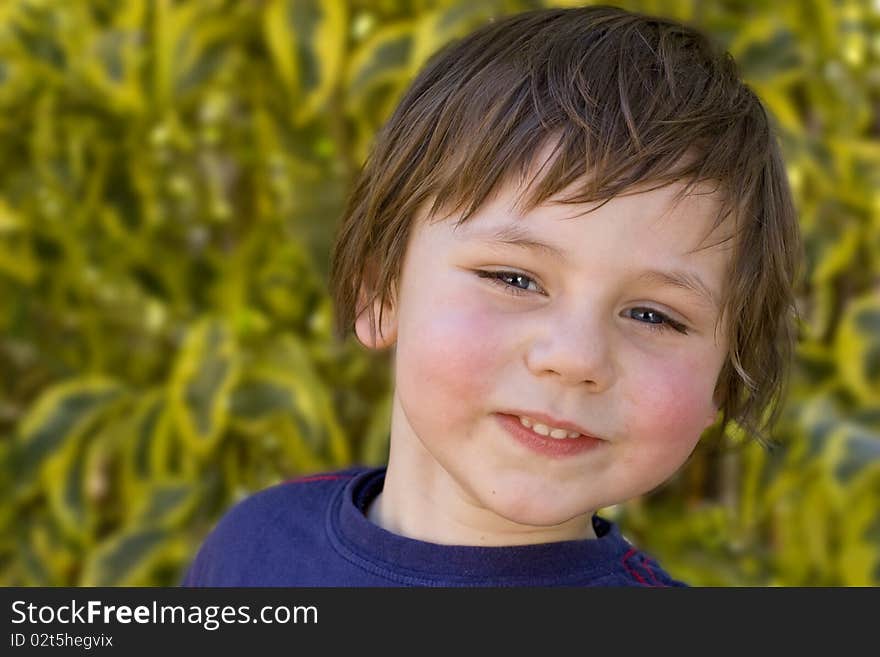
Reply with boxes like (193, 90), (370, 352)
(353, 271), (398, 350)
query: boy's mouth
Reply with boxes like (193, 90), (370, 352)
(512, 415), (583, 439)
(495, 414), (605, 458)
(498, 410), (601, 441)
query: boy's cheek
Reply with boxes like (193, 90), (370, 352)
(621, 362), (717, 455)
(606, 366), (715, 501)
(397, 300), (504, 403)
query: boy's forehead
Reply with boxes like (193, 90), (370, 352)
(446, 176), (733, 257)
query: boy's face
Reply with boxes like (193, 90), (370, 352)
(357, 177), (732, 539)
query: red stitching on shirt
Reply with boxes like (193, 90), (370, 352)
(639, 556), (666, 587)
(621, 547), (649, 586)
(283, 474), (355, 485)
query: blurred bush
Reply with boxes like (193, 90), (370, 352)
(0, 0), (878, 586)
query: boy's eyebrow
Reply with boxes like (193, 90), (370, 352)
(475, 223), (570, 262)
(474, 224), (720, 310)
(636, 269), (719, 311)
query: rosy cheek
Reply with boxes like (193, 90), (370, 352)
(398, 295), (503, 406)
(628, 361), (716, 453)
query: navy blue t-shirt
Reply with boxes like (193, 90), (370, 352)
(181, 466), (685, 587)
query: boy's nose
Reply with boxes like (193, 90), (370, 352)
(524, 313), (614, 389)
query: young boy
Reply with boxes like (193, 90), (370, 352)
(182, 5), (802, 586)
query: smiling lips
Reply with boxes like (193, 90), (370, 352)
(495, 413), (604, 458)
(500, 409), (601, 440)
(515, 415), (583, 439)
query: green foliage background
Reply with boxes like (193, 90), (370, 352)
(1, 0), (878, 586)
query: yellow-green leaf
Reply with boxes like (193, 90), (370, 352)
(129, 480), (201, 530)
(346, 21), (413, 111)
(838, 473), (880, 585)
(263, 0), (347, 125)
(14, 378), (123, 496)
(169, 319), (240, 454)
(43, 436), (91, 542)
(835, 293), (880, 404)
(126, 389), (169, 482)
(80, 527), (175, 586)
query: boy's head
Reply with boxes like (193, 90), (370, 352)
(328, 5), (802, 528)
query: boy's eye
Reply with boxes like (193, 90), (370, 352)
(627, 308), (689, 335)
(478, 269), (542, 294)
(475, 269), (689, 336)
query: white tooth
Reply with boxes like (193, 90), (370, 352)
(517, 415), (581, 439)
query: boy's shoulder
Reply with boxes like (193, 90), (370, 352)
(181, 466), (371, 586)
(218, 465), (366, 522)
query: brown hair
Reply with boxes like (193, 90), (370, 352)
(328, 5), (804, 447)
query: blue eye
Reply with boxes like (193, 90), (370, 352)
(476, 270), (689, 335)
(477, 269), (540, 295)
(627, 308), (689, 335)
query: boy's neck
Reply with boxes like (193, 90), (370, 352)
(364, 464), (598, 546)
